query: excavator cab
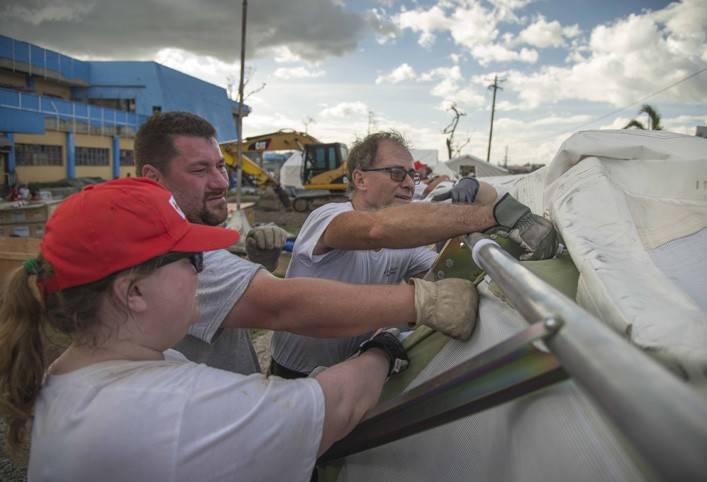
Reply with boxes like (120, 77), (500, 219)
(302, 143), (348, 191)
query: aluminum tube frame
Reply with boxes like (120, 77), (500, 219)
(469, 237), (707, 481)
(321, 321), (566, 462)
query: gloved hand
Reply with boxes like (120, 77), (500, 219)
(493, 193), (558, 260)
(356, 329), (410, 376)
(408, 278), (479, 341)
(431, 177), (480, 204)
(245, 225), (288, 272)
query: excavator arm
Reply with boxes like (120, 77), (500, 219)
(220, 143), (291, 208)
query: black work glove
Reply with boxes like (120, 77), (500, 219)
(357, 330), (409, 377)
(431, 177), (480, 204)
(492, 193), (559, 260)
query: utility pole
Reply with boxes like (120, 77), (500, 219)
(486, 75), (504, 163)
(503, 145), (508, 168)
(235, 0), (248, 211)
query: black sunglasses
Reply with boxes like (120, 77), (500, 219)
(155, 252), (204, 273)
(361, 166), (421, 184)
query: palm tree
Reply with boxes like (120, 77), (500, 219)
(623, 104), (663, 130)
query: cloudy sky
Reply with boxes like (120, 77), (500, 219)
(2, 0), (706, 165)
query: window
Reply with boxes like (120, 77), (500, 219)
(76, 147), (109, 166)
(87, 98), (136, 112)
(120, 149), (134, 166)
(15, 144), (63, 166)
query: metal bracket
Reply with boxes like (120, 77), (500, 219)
(321, 320), (567, 462)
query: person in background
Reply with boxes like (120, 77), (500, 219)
(0, 178), (409, 481)
(412, 161), (451, 200)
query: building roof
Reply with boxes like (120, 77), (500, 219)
(445, 154), (508, 177)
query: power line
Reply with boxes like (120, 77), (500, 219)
(553, 64), (707, 137)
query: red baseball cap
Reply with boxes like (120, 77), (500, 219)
(39, 178), (239, 293)
(414, 161), (427, 171)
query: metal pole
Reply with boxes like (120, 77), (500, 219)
(321, 321), (566, 462)
(235, 0), (248, 211)
(486, 76), (502, 163)
(466, 235), (707, 481)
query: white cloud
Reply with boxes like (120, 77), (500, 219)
(395, 5), (451, 47)
(367, 8), (400, 44)
(376, 63), (417, 84)
(154, 48), (237, 89)
(319, 101), (370, 119)
(531, 114), (593, 126)
(563, 24), (581, 39)
(419, 65), (462, 82)
(273, 66), (325, 80)
(271, 46), (302, 64)
(517, 16), (567, 48)
(502, 2), (707, 109)
(395, 1), (544, 65)
(472, 45), (538, 65)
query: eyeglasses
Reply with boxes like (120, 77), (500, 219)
(155, 252), (204, 273)
(361, 167), (421, 184)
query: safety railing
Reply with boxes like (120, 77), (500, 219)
(0, 87), (147, 134)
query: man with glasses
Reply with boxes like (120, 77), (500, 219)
(270, 131), (558, 378)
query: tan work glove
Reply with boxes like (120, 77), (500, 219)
(408, 278), (479, 341)
(245, 225), (288, 272)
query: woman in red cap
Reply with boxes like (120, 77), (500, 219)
(0, 178), (407, 481)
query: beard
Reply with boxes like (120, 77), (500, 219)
(196, 195), (228, 226)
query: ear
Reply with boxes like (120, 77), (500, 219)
(142, 164), (162, 182)
(351, 169), (367, 191)
(112, 274), (148, 314)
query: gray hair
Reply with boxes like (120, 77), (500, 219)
(346, 131), (410, 191)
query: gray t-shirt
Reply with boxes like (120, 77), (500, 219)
(271, 202), (436, 373)
(173, 249), (263, 374)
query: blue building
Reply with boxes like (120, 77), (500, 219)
(0, 35), (249, 184)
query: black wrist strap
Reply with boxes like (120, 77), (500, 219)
(358, 332), (409, 376)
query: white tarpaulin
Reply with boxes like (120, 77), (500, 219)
(280, 151), (303, 189)
(336, 129), (707, 482)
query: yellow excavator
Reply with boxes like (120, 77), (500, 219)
(220, 129), (348, 211)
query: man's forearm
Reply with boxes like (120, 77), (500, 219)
(226, 271), (416, 335)
(325, 202), (496, 250)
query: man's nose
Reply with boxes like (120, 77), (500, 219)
(402, 172), (415, 189)
(209, 167), (229, 191)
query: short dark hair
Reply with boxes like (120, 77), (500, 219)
(346, 131), (410, 190)
(134, 112), (217, 175)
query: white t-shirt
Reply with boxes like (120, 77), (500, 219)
(29, 350), (324, 482)
(271, 202), (436, 373)
(173, 249), (262, 374)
